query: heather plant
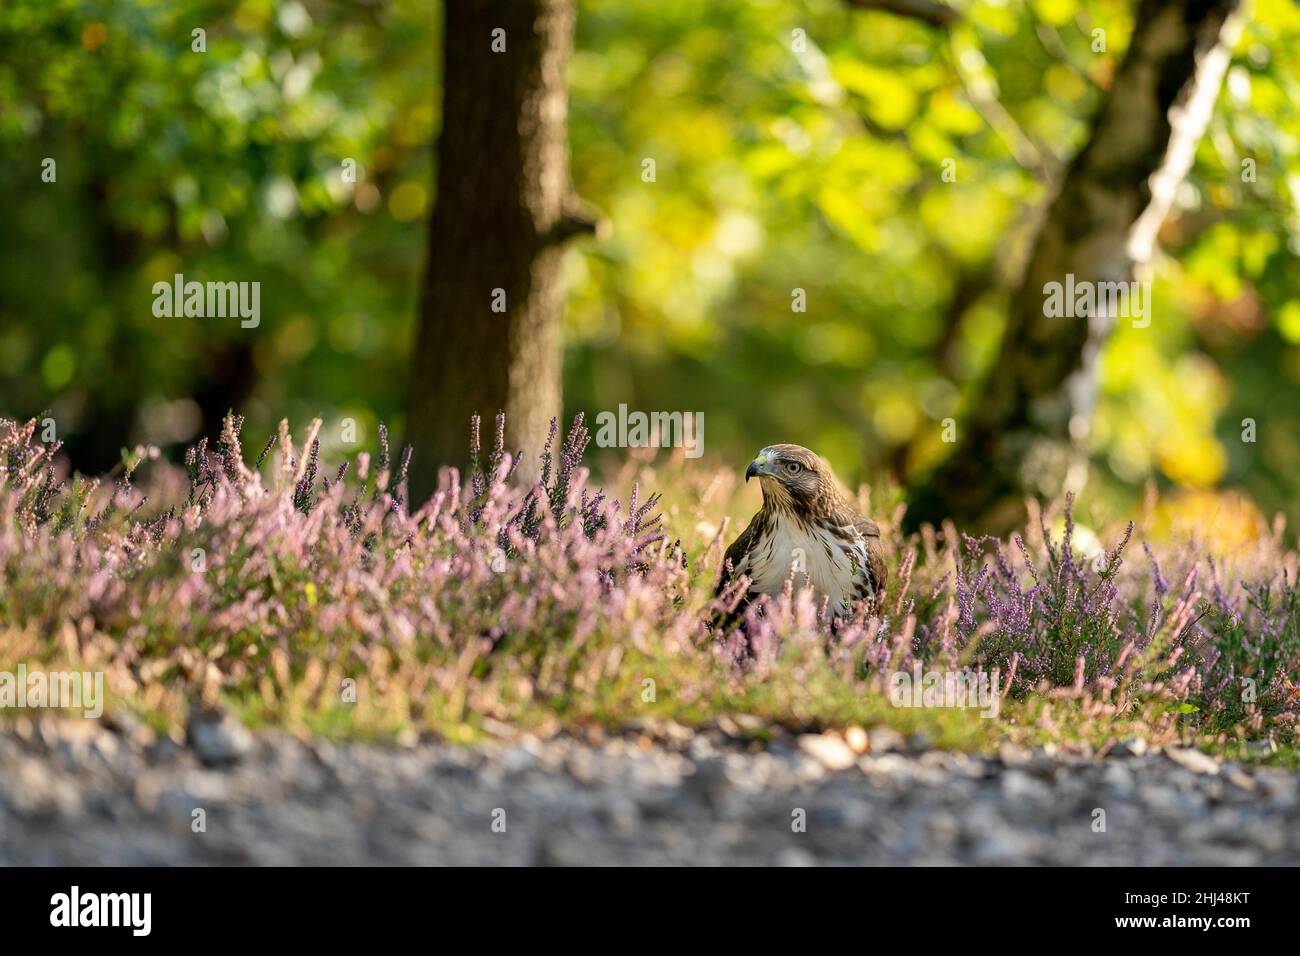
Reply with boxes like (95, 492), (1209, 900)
(0, 413), (1296, 754)
(0, 411), (686, 731)
(942, 497), (1300, 738)
(1191, 573), (1300, 732)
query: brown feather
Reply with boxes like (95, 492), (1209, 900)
(720, 444), (887, 609)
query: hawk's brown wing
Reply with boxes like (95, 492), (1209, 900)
(717, 511), (765, 595)
(852, 514), (888, 600)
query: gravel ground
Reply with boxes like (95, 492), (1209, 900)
(2, 715), (1296, 865)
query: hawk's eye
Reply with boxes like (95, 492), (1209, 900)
(784, 462), (803, 476)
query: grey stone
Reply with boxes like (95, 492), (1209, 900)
(185, 710), (253, 766)
(1166, 747), (1220, 776)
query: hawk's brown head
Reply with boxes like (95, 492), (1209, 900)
(723, 442), (888, 612)
(744, 443), (835, 519)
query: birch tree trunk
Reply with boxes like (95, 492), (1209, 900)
(905, 0), (1242, 533)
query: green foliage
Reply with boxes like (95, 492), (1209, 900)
(0, 0), (434, 468)
(2, 0), (1300, 528)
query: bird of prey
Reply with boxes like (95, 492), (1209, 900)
(720, 444), (887, 617)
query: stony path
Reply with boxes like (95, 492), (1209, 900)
(2, 716), (1296, 865)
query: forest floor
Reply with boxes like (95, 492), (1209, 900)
(4, 714), (1297, 865)
(4, 418), (1299, 863)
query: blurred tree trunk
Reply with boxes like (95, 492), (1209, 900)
(405, 0), (596, 502)
(905, 0), (1241, 533)
(844, 0), (959, 27)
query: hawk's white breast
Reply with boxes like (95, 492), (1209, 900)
(745, 513), (867, 612)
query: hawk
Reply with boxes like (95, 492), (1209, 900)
(720, 444), (887, 617)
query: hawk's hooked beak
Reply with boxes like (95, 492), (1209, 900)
(745, 455), (769, 482)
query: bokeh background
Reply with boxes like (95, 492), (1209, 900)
(3, 0), (1299, 529)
